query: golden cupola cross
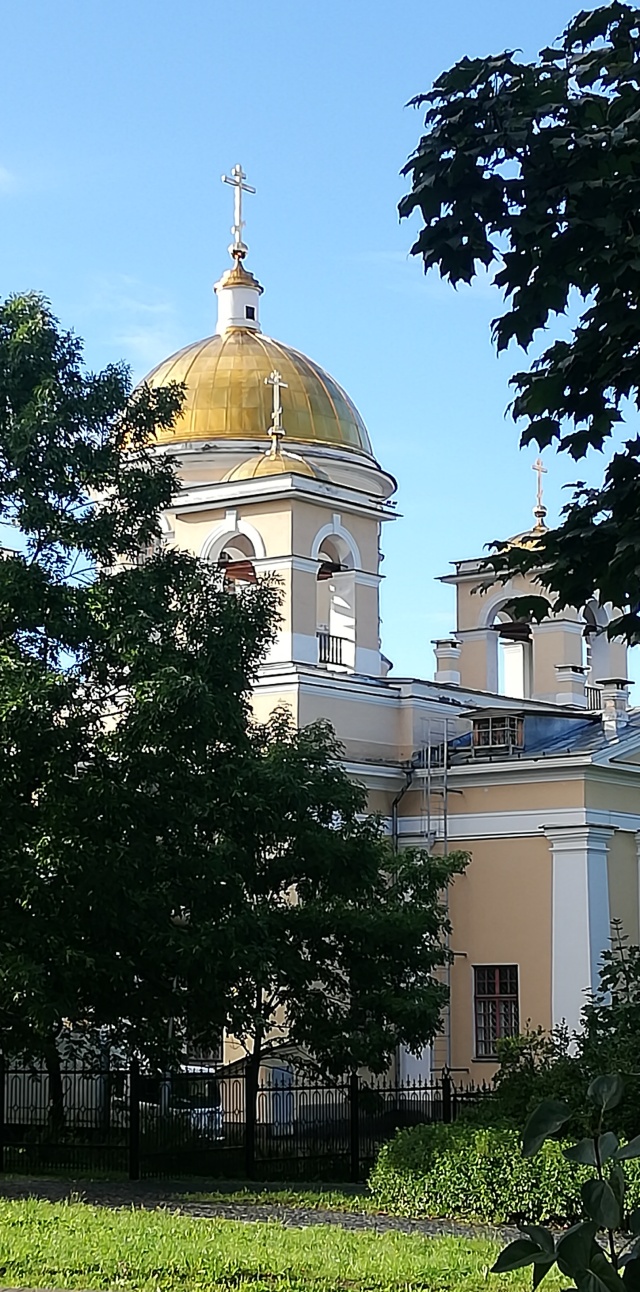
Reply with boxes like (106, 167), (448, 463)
(265, 369), (288, 456)
(532, 456), (548, 530)
(221, 164), (256, 260)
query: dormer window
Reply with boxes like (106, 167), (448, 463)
(472, 714), (524, 755)
(245, 305), (256, 320)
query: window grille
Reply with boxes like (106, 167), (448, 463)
(474, 965), (519, 1058)
(472, 715), (524, 752)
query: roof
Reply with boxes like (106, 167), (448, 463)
(141, 330), (374, 456)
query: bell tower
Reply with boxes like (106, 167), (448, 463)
(145, 163), (397, 681)
(438, 463), (628, 706)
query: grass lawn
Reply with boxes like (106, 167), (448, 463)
(177, 1186), (378, 1212)
(0, 1197), (566, 1292)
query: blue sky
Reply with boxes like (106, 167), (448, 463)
(3, 0), (635, 685)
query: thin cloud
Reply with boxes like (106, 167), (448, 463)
(81, 274), (184, 378)
(0, 165), (17, 194)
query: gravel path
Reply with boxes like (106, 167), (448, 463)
(0, 1175), (516, 1242)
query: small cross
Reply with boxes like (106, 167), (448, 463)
(264, 370), (288, 453)
(221, 164), (256, 259)
(532, 456), (548, 529)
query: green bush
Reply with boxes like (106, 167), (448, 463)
(368, 1121), (640, 1224)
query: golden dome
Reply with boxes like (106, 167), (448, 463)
(224, 448), (319, 481)
(143, 330), (373, 456)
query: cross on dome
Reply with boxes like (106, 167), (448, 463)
(265, 370), (288, 455)
(532, 456), (548, 530)
(221, 164), (256, 261)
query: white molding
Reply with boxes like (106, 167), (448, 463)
(533, 618), (583, 635)
(311, 515), (362, 568)
(354, 570), (382, 588)
(394, 808), (640, 842)
(254, 555), (319, 575)
(200, 513), (266, 562)
(355, 645), (381, 676)
(173, 476), (395, 524)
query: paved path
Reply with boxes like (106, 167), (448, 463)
(0, 1175), (516, 1242)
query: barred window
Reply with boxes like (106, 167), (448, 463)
(474, 965), (519, 1058)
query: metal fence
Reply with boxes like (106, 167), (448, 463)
(0, 1057), (487, 1182)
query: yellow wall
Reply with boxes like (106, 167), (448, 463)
(607, 831), (640, 944)
(447, 835), (553, 1079)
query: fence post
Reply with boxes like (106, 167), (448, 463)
(349, 1070), (360, 1183)
(245, 1066), (256, 1180)
(129, 1056), (140, 1181)
(0, 1053), (5, 1174)
(442, 1067), (452, 1125)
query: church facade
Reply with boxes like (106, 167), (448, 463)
(143, 168), (640, 1081)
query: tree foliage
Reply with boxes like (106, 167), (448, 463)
(0, 292), (278, 1064)
(0, 293), (466, 1089)
(215, 708), (468, 1088)
(402, 3), (640, 640)
(479, 924), (640, 1143)
(493, 1076), (640, 1289)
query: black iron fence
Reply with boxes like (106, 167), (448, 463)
(0, 1057), (487, 1182)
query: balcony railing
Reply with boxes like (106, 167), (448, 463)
(317, 632), (348, 667)
(586, 685), (603, 711)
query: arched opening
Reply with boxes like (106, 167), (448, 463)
(217, 532), (257, 585)
(316, 535), (356, 670)
(583, 601), (610, 705)
(494, 610), (533, 699)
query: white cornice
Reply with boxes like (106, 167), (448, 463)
(395, 807), (640, 842)
(172, 474), (397, 523)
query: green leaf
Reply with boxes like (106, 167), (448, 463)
(520, 1224), (555, 1257)
(582, 1179), (622, 1231)
(491, 1239), (545, 1273)
(624, 1256), (640, 1291)
(588, 1074), (625, 1111)
(629, 1212), (640, 1237)
(557, 1222), (597, 1278)
(522, 1098), (571, 1157)
(589, 1248), (627, 1292)
(565, 1134), (619, 1166)
(533, 1256), (557, 1289)
(610, 1163), (626, 1213)
(617, 1135), (640, 1161)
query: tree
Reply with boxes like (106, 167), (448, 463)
(401, 2), (640, 640)
(0, 292), (278, 1093)
(0, 294), (466, 1119)
(209, 710), (468, 1121)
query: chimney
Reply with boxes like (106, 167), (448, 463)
(554, 664), (588, 708)
(434, 638), (461, 686)
(597, 678), (631, 740)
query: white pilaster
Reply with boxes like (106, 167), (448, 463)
(545, 826), (614, 1031)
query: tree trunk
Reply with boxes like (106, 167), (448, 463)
(43, 1035), (65, 1131)
(245, 1017), (263, 1179)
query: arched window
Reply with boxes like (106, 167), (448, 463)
(494, 609), (533, 700)
(315, 534), (356, 670)
(217, 532), (257, 585)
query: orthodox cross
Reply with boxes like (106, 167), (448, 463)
(532, 456), (548, 529)
(265, 370), (288, 454)
(221, 164), (256, 259)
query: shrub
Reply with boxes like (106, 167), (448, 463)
(368, 1121), (640, 1224)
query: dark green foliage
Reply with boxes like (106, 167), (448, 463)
(481, 928), (640, 1142)
(0, 292), (279, 1063)
(491, 1076), (640, 1288)
(402, 4), (640, 641)
(369, 1122), (640, 1225)
(220, 707), (468, 1081)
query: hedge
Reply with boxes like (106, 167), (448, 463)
(368, 1122), (640, 1224)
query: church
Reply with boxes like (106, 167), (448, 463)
(142, 166), (640, 1081)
